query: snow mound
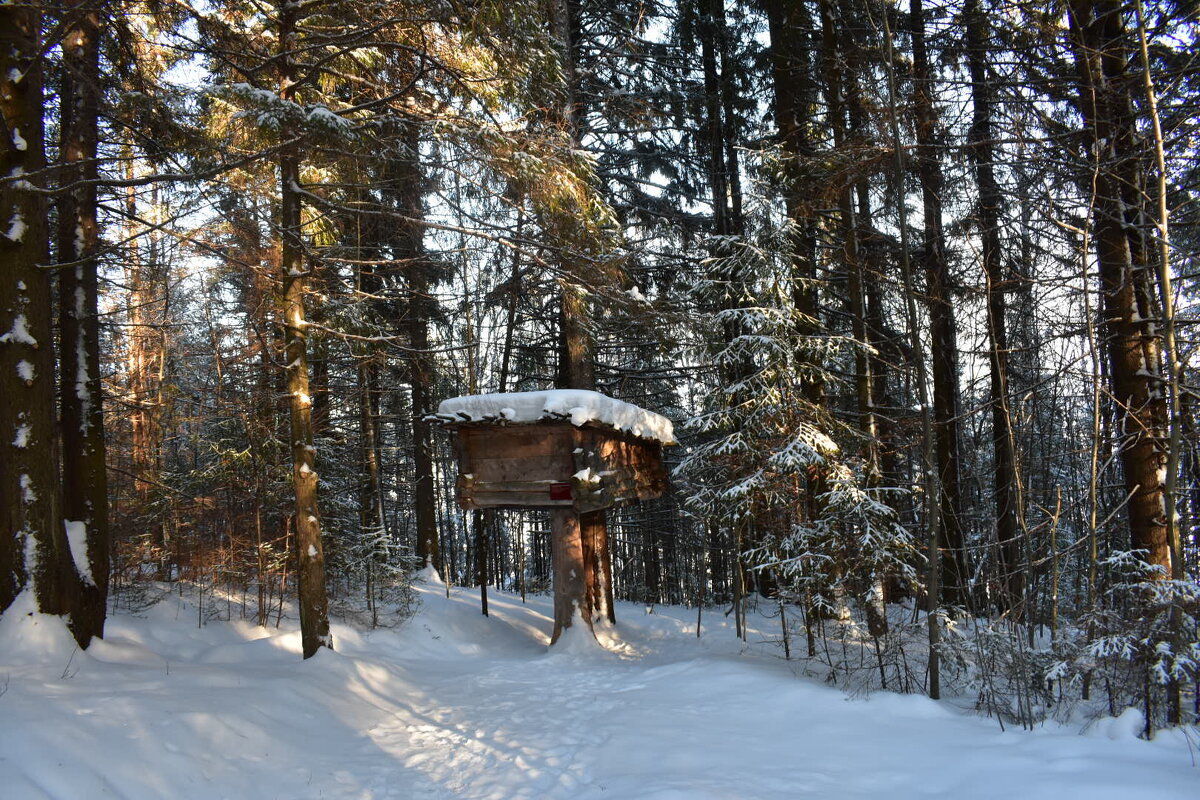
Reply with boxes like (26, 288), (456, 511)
(414, 560), (445, 586)
(1087, 707), (1147, 740)
(433, 389), (676, 444)
(0, 590), (81, 666)
(545, 609), (619, 661)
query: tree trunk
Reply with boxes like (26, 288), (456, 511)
(352, 196), (387, 543)
(910, 0), (970, 608)
(820, 0), (888, 636)
(550, 509), (590, 642)
(1133, 0), (1183, 584)
(357, 357), (387, 539)
(125, 177), (158, 484)
(965, 0), (1023, 616)
(278, 0), (331, 659)
(385, 120), (439, 575)
(1067, 0), (1170, 575)
(1, 5), (77, 620)
(587, 510), (615, 623)
(881, 1), (940, 697)
(765, 0), (819, 364)
(56, 0), (110, 644)
(474, 510), (489, 616)
(548, 0), (615, 639)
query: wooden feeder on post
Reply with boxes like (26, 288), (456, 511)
(432, 390), (674, 643)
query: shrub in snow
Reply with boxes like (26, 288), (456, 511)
(1031, 551), (1199, 735)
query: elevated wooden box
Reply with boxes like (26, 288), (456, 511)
(448, 421), (667, 514)
(434, 390), (673, 641)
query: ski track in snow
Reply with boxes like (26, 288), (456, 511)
(0, 583), (1195, 800)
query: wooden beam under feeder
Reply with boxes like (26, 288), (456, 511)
(432, 390), (674, 644)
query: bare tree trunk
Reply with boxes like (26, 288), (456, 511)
(547, 0), (615, 639)
(641, 516), (661, 604)
(358, 357), (387, 538)
(384, 120), (440, 575)
(1068, 0), (1170, 575)
(586, 511), (615, 623)
(965, 0), (1023, 617)
(882, 2), (940, 698)
(231, 199), (278, 627)
(474, 510), (488, 616)
(278, 0), (330, 659)
(1, 5), (77, 620)
(819, 0), (888, 638)
(1132, 0), (1183, 582)
(125, 176), (157, 484)
(1133, 0), (1185, 726)
(766, 0), (819, 360)
(551, 509), (590, 642)
(352, 187), (387, 543)
(56, 0), (109, 644)
(910, 0), (970, 610)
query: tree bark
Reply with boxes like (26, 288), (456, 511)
(124, 161), (168, 575)
(474, 510), (489, 616)
(881, 1), (940, 697)
(910, 0), (970, 608)
(820, 0), (889, 636)
(1133, 0), (1183, 583)
(56, 0), (110, 644)
(585, 510), (615, 623)
(551, 508), (590, 642)
(548, 0), (615, 638)
(357, 356), (387, 540)
(278, 0), (331, 659)
(965, 0), (1023, 616)
(408, 257), (440, 573)
(765, 0), (818, 352)
(1068, 0), (1170, 575)
(1, 5), (77, 620)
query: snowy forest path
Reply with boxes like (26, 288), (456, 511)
(323, 582), (1198, 800)
(345, 587), (670, 799)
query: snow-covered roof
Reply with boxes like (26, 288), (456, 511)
(433, 390), (676, 445)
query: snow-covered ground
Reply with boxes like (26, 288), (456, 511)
(1, 577), (1195, 800)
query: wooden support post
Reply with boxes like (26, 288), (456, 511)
(551, 508), (591, 643)
(582, 510), (616, 625)
(581, 511), (597, 619)
(474, 509), (488, 617)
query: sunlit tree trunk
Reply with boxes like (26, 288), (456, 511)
(1068, 0), (1170, 575)
(278, 0), (331, 659)
(548, 0), (616, 639)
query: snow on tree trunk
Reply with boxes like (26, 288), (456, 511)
(56, 0), (110, 644)
(0, 6), (78, 620)
(551, 509), (592, 643)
